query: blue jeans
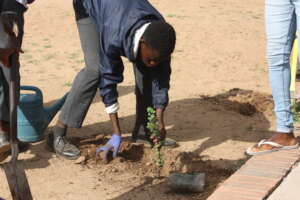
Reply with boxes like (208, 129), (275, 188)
(265, 0), (300, 133)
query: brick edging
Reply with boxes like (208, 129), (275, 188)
(207, 149), (300, 200)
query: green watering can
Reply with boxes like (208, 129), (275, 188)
(17, 85), (67, 142)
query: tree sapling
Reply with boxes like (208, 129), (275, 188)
(146, 107), (164, 167)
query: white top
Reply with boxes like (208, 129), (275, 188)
(133, 22), (151, 59)
(105, 22), (151, 114)
(16, 0), (28, 7)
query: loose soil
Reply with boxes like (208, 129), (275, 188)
(0, 0), (278, 199)
(70, 89), (273, 200)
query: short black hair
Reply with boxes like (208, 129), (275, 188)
(142, 21), (176, 58)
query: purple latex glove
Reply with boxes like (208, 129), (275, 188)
(96, 134), (121, 161)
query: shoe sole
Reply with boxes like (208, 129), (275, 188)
(46, 144), (80, 160)
(0, 144), (10, 162)
(0, 152), (9, 162)
(245, 143), (299, 156)
(55, 151), (81, 160)
(0, 143), (10, 154)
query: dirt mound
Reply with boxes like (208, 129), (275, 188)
(69, 88), (272, 198)
(200, 88), (273, 116)
(74, 139), (233, 198)
(75, 137), (234, 177)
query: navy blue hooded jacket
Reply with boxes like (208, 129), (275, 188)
(78, 0), (171, 109)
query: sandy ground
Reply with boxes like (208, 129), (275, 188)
(0, 0), (278, 199)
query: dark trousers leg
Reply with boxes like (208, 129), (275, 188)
(0, 15), (21, 123)
(132, 64), (153, 141)
(0, 59), (20, 123)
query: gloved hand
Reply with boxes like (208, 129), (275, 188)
(96, 134), (121, 162)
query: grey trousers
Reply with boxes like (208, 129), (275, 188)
(59, 17), (100, 128)
(60, 17), (154, 139)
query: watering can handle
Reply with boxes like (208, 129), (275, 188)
(20, 85), (43, 99)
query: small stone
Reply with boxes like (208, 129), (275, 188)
(113, 157), (125, 163)
(111, 168), (118, 173)
(88, 148), (96, 156)
(74, 156), (86, 164)
(152, 179), (161, 185)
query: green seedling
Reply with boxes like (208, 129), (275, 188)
(43, 53), (56, 61)
(44, 45), (52, 49)
(76, 59), (85, 64)
(69, 52), (80, 60)
(64, 82), (72, 87)
(146, 107), (164, 167)
(167, 14), (188, 19)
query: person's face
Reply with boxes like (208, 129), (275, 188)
(139, 39), (170, 67)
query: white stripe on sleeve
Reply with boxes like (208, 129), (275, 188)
(105, 102), (120, 114)
(15, 0), (28, 7)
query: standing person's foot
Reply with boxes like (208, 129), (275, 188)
(246, 132), (299, 155)
(47, 127), (81, 160)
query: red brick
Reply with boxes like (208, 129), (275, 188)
(219, 186), (266, 196)
(224, 178), (278, 189)
(226, 174), (279, 186)
(267, 154), (299, 161)
(274, 150), (300, 157)
(222, 182), (271, 193)
(236, 168), (285, 179)
(247, 159), (292, 169)
(208, 190), (263, 200)
(252, 156), (296, 165)
(221, 187), (266, 198)
(240, 165), (288, 176)
(208, 148), (300, 200)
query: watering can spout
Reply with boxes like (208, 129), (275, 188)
(44, 93), (68, 127)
